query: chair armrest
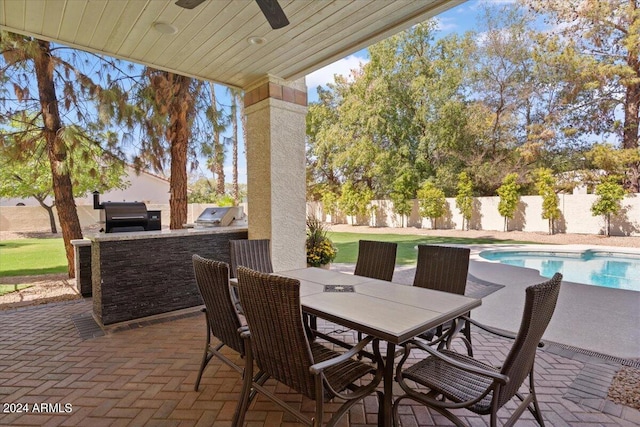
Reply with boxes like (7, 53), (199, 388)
(460, 315), (517, 340)
(405, 339), (509, 385)
(309, 336), (374, 374)
(460, 316), (545, 348)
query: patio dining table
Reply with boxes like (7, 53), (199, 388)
(278, 267), (482, 427)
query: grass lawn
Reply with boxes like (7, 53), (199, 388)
(0, 238), (67, 277)
(328, 231), (538, 265)
(0, 232), (537, 279)
(0, 284), (32, 296)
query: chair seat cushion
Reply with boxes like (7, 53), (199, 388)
(311, 342), (375, 394)
(402, 349), (496, 413)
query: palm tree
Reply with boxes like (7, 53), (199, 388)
(228, 87), (245, 203)
(136, 69), (201, 229)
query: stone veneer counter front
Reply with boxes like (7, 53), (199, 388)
(89, 226), (248, 326)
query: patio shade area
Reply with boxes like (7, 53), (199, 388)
(2, 1), (640, 424)
(1, 295), (638, 426)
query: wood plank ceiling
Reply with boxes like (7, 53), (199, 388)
(0, 0), (464, 89)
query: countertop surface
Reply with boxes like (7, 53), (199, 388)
(87, 225), (248, 242)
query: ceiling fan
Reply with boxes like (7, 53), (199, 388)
(175, 0), (290, 30)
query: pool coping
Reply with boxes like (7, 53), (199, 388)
(474, 243), (640, 259)
(470, 242), (640, 258)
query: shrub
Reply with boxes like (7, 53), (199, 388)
(306, 215), (337, 266)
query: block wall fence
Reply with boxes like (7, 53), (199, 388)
(307, 194), (640, 237)
(2, 196), (639, 237)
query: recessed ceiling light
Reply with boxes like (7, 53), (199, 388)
(247, 36), (267, 45)
(153, 22), (178, 35)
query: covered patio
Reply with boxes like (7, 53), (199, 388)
(1, 1), (639, 426)
(1, 272), (638, 426)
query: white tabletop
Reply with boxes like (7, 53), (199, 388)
(279, 267), (481, 345)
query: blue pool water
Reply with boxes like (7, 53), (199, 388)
(479, 249), (640, 292)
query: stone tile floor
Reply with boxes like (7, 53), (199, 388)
(1, 296), (639, 427)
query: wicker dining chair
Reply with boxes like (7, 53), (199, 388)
(393, 273), (562, 427)
(235, 266), (383, 427)
(350, 240), (398, 346)
(413, 244), (472, 354)
(228, 239), (274, 313)
(229, 239), (274, 278)
(354, 240), (398, 281)
(191, 255), (246, 392)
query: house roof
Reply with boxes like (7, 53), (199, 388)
(126, 164), (170, 184)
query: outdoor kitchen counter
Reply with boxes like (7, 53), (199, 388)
(88, 226), (248, 326)
(88, 224), (248, 242)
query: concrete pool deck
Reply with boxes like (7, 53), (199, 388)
(468, 244), (640, 360)
(334, 243), (640, 360)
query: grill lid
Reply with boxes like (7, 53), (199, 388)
(102, 202), (149, 233)
(195, 207), (238, 227)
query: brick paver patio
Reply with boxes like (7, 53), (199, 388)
(1, 293), (639, 426)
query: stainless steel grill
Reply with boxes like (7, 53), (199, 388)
(194, 207), (240, 227)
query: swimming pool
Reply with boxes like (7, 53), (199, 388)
(479, 249), (640, 292)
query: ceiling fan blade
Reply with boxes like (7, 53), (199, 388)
(176, 0), (289, 30)
(175, 0), (206, 10)
(255, 0), (289, 29)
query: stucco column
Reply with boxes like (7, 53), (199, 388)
(244, 76), (307, 271)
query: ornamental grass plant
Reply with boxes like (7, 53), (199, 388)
(306, 215), (337, 267)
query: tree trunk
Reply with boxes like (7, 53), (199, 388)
(34, 195), (58, 234)
(33, 40), (82, 278)
(622, 80), (640, 192)
(239, 91), (247, 202)
(232, 92), (239, 203)
(622, 0), (640, 193)
(46, 206), (58, 234)
(210, 85), (225, 196)
(215, 146), (225, 195)
(167, 74), (193, 229)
